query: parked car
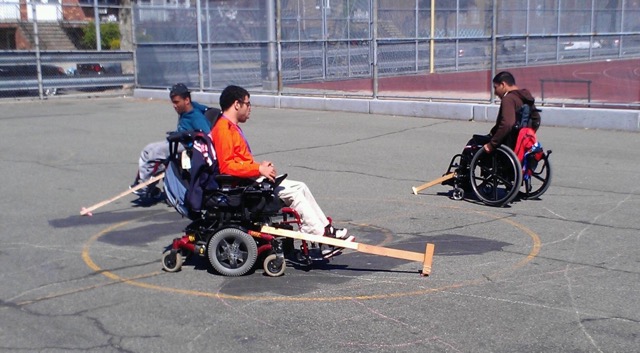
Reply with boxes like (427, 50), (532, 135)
(75, 63), (123, 75)
(74, 63), (124, 91)
(563, 41), (602, 50)
(0, 64), (66, 96)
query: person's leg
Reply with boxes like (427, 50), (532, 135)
(276, 179), (329, 236)
(137, 140), (170, 182)
(276, 179), (353, 258)
(131, 140), (170, 198)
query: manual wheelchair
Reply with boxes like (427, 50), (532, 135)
(160, 130), (344, 277)
(439, 135), (552, 207)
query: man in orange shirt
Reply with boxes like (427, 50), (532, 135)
(211, 85), (354, 258)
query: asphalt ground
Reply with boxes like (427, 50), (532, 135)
(1, 97), (639, 353)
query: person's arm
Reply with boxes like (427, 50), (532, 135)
(211, 121), (261, 178)
(489, 96), (517, 149)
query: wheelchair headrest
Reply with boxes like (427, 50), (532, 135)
(166, 130), (207, 144)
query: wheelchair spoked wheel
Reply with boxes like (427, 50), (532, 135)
(520, 152), (552, 200)
(470, 145), (522, 207)
(161, 250), (184, 272)
(263, 253), (286, 277)
(208, 228), (258, 277)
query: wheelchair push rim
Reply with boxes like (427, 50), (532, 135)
(469, 145), (523, 207)
(520, 151), (552, 200)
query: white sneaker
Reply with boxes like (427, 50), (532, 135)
(322, 247), (343, 259)
(327, 226), (354, 242)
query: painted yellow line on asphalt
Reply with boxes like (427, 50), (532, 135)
(80, 209), (541, 301)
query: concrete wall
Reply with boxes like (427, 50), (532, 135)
(134, 88), (640, 132)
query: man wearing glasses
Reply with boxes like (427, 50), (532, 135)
(211, 85), (354, 258)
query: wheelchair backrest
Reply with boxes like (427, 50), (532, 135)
(165, 130), (220, 218)
(205, 107), (222, 128)
(165, 129), (283, 220)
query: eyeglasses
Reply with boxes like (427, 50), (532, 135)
(239, 100), (251, 107)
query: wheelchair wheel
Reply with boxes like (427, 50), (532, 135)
(470, 145), (522, 207)
(208, 228), (258, 277)
(162, 250), (183, 272)
(451, 187), (464, 201)
(263, 253), (286, 277)
(521, 152), (552, 200)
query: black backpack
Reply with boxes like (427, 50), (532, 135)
(515, 100), (541, 132)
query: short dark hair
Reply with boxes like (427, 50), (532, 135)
(220, 85), (250, 111)
(492, 71), (516, 86)
(170, 83), (191, 99)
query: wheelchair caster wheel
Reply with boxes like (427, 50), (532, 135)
(452, 188), (464, 201)
(162, 250), (183, 272)
(263, 254), (285, 277)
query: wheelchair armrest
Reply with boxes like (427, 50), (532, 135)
(215, 174), (255, 187)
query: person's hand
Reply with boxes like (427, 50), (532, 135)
(483, 143), (494, 153)
(258, 161), (276, 182)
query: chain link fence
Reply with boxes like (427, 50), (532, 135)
(134, 0), (639, 108)
(0, 0), (132, 98)
(1, 0), (638, 107)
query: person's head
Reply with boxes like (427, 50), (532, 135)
(219, 85), (251, 123)
(169, 83), (193, 114)
(492, 71), (517, 99)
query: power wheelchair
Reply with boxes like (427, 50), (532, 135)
(160, 130), (343, 277)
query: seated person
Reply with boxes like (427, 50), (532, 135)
(210, 85), (354, 258)
(463, 71), (540, 162)
(131, 83), (212, 197)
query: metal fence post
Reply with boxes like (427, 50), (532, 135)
(30, 0), (43, 99)
(276, 0), (282, 94)
(265, 0), (278, 91)
(196, 0), (204, 91)
(429, 0), (434, 74)
(94, 0), (102, 51)
(372, 0), (378, 98)
(490, 0), (497, 103)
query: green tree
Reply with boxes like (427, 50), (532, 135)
(82, 22), (121, 50)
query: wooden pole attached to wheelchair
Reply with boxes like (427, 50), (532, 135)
(80, 172), (165, 216)
(260, 225), (435, 276)
(412, 172), (455, 195)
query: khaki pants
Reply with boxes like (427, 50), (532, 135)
(276, 179), (329, 236)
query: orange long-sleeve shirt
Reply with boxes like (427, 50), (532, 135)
(210, 116), (260, 178)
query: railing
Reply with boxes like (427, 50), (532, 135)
(0, 51), (134, 97)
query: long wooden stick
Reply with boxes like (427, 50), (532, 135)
(261, 225), (435, 276)
(80, 172), (165, 216)
(412, 172), (455, 195)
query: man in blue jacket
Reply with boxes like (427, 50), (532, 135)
(130, 83), (211, 198)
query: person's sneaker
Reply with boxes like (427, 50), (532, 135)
(325, 225), (354, 242)
(129, 174), (146, 196)
(148, 186), (164, 200)
(129, 183), (146, 196)
(322, 247), (343, 259)
(322, 225), (355, 259)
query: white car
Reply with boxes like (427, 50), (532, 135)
(563, 41), (602, 50)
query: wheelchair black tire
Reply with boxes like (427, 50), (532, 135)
(162, 250), (183, 272)
(520, 153), (552, 200)
(208, 228), (258, 277)
(263, 253), (286, 277)
(469, 145), (523, 207)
